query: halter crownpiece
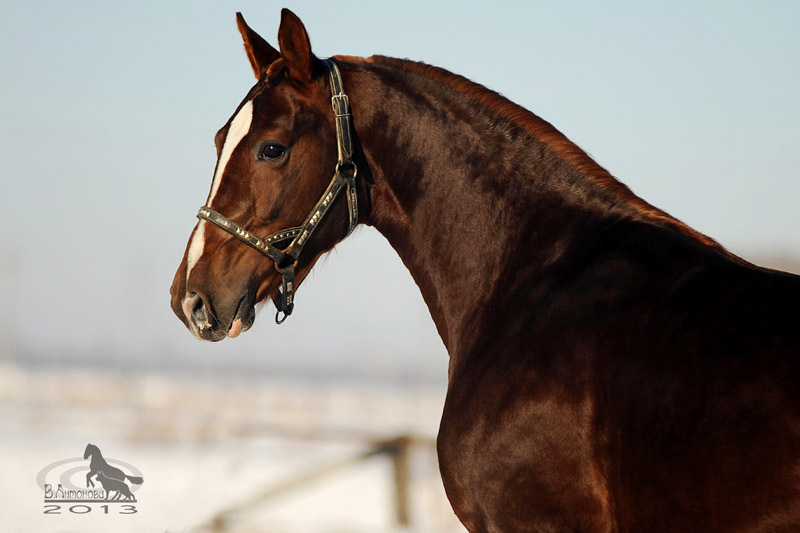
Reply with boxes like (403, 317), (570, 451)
(196, 58), (359, 324)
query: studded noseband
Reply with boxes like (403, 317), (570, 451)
(196, 59), (358, 323)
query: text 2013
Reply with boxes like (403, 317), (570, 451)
(43, 504), (137, 515)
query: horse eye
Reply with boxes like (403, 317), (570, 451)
(260, 142), (287, 161)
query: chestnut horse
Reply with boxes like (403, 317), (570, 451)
(170, 9), (800, 532)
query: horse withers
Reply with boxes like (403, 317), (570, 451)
(169, 9), (800, 532)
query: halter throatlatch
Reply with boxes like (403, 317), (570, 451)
(196, 58), (358, 324)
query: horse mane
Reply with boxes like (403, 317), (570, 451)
(340, 54), (727, 253)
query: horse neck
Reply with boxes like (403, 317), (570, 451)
(343, 57), (719, 361)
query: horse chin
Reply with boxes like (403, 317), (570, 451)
(196, 326), (228, 342)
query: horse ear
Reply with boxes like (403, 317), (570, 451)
(236, 12), (280, 79)
(278, 8), (315, 83)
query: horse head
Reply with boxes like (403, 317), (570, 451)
(84, 443), (97, 460)
(170, 9), (361, 340)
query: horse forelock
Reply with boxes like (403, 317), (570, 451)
(266, 57), (286, 79)
(358, 55), (726, 252)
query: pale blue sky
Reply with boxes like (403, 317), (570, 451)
(1, 1), (798, 378)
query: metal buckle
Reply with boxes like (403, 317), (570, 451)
(331, 94), (350, 117)
(274, 263), (296, 324)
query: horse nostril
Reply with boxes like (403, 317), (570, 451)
(181, 291), (225, 341)
(189, 293), (203, 314)
(182, 292), (205, 326)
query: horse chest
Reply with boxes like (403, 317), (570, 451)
(437, 360), (615, 532)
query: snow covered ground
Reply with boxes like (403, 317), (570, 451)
(0, 364), (464, 532)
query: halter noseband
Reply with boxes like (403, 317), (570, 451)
(196, 59), (358, 324)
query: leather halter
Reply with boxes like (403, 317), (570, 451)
(196, 59), (358, 324)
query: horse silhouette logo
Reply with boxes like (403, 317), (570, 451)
(84, 443), (143, 501)
(38, 443), (144, 511)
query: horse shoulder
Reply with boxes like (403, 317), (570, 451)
(439, 220), (800, 531)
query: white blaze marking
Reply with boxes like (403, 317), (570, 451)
(185, 221), (206, 281)
(208, 99), (254, 207)
(186, 100), (254, 282)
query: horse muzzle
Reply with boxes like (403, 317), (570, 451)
(179, 291), (256, 342)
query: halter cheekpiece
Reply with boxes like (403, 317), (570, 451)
(196, 59), (358, 324)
